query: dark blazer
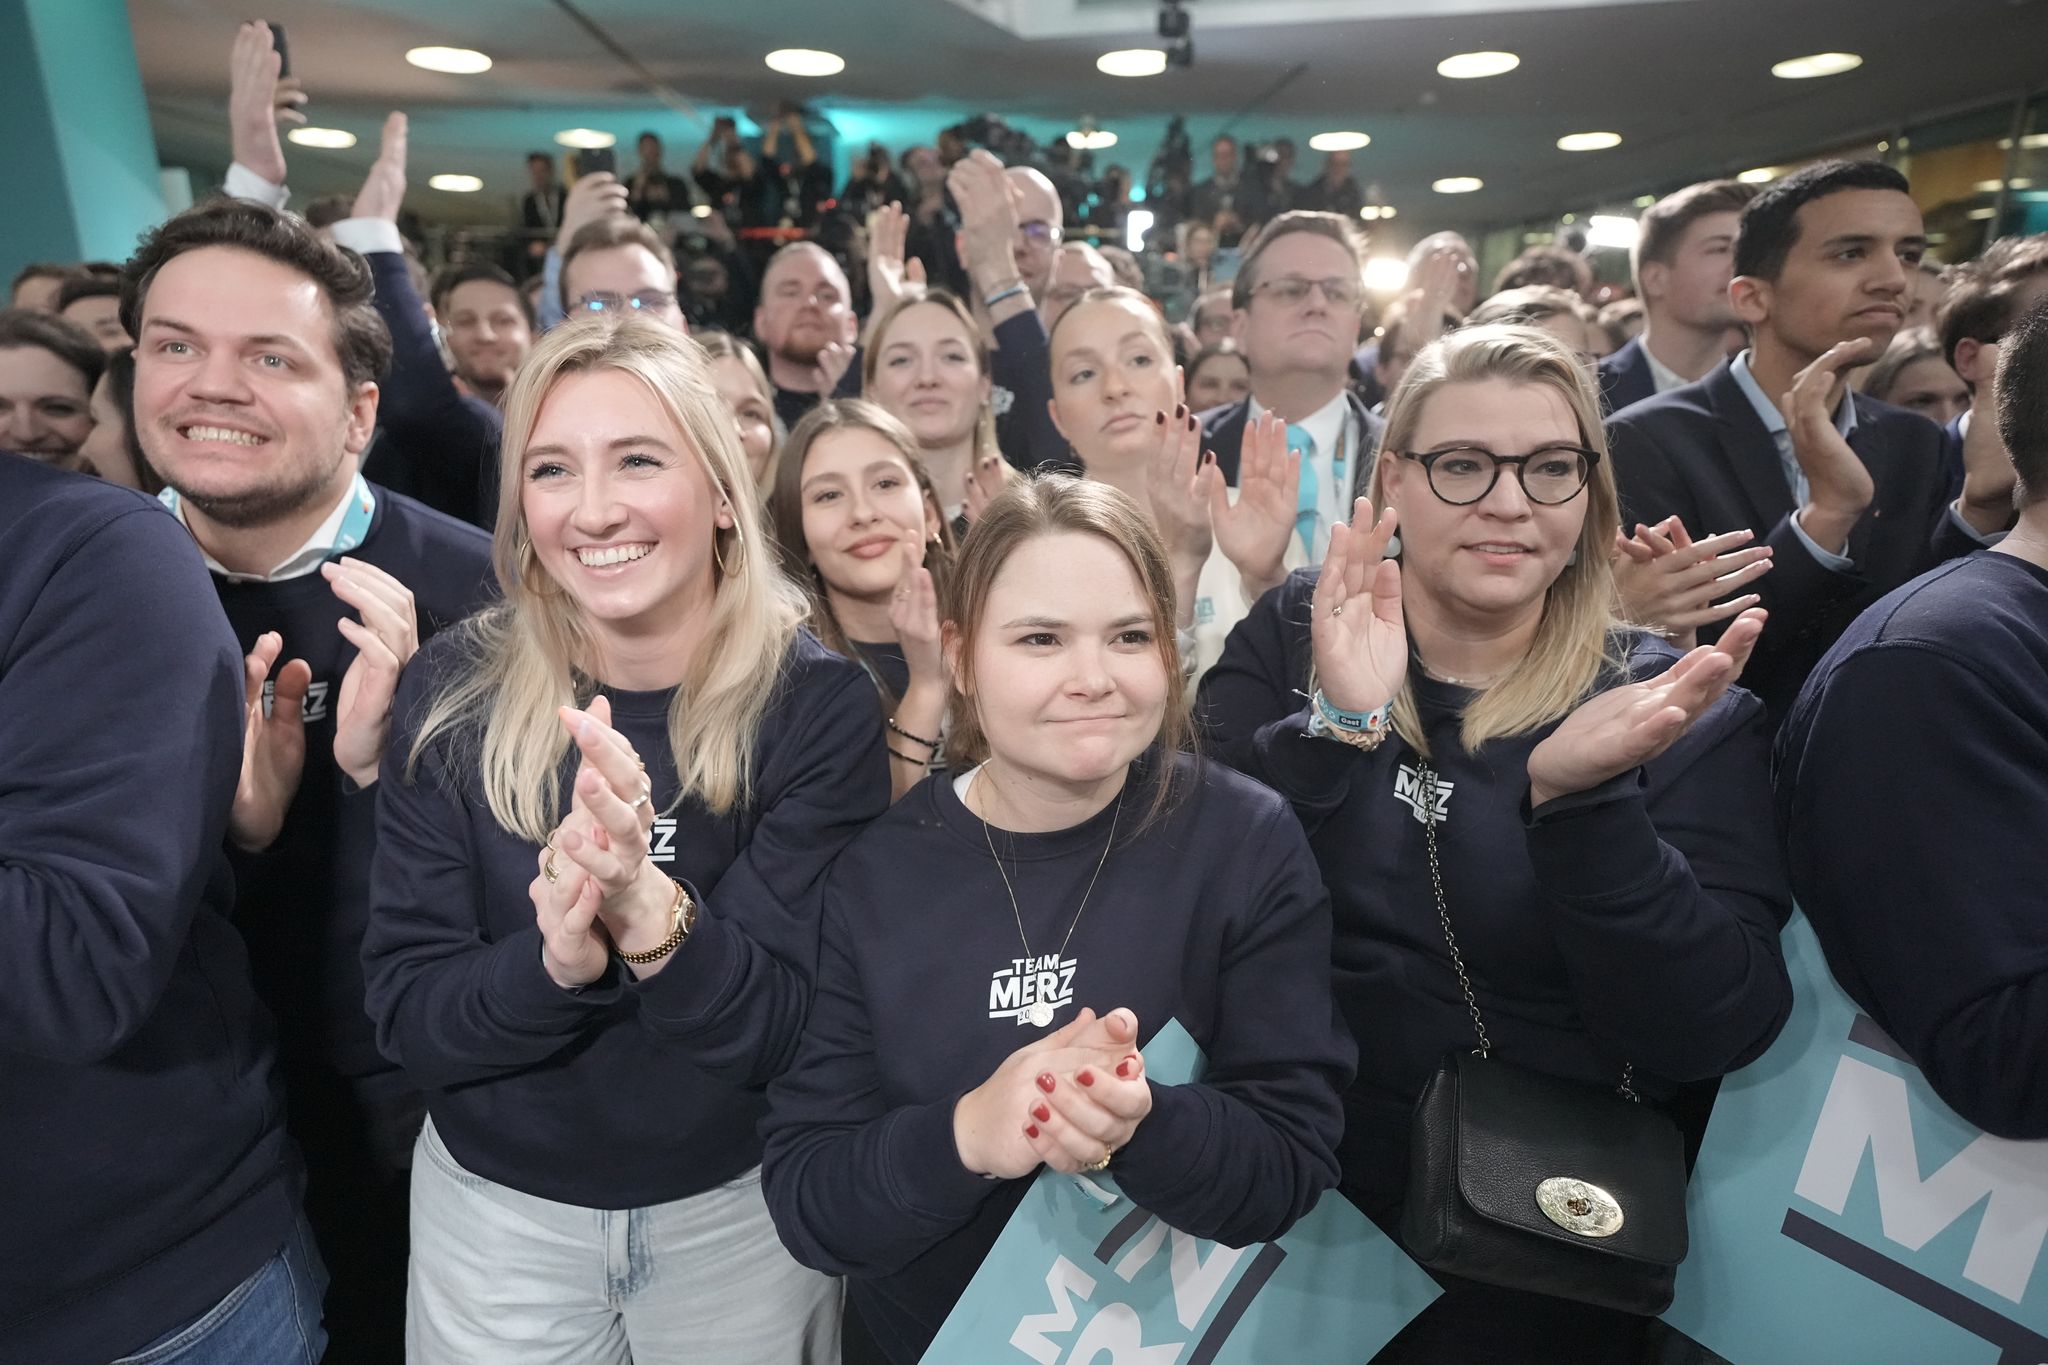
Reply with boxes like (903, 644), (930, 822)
(1606, 359), (1976, 721)
(1939, 410), (1968, 500)
(1198, 391), (1387, 499)
(1597, 336), (1658, 414)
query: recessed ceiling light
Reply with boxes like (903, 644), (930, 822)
(1066, 129), (1119, 150)
(1556, 131), (1622, 152)
(1363, 257), (1410, 292)
(1967, 208), (1997, 221)
(1437, 51), (1519, 80)
(287, 127), (357, 149)
(406, 46), (492, 75)
(1097, 48), (1168, 77)
(765, 48), (845, 77)
(553, 128), (617, 150)
(1432, 176), (1484, 194)
(1976, 178), (2036, 193)
(1358, 204), (1397, 221)
(428, 174), (483, 193)
(1309, 131), (1371, 153)
(1738, 167), (1777, 184)
(1993, 133), (2048, 151)
(1770, 52), (1862, 79)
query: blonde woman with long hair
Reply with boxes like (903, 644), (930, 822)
(364, 316), (887, 1363)
(1200, 324), (1793, 1362)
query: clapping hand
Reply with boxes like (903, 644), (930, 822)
(229, 631), (311, 852)
(1146, 402), (1215, 573)
(888, 541), (944, 685)
(1525, 607), (1767, 808)
(962, 450), (1011, 526)
(1025, 1008), (1152, 1176)
(1309, 498), (1406, 715)
(1204, 410), (1299, 598)
(953, 1008), (1148, 1179)
(323, 557), (420, 788)
(1611, 516), (1771, 650)
(866, 202), (928, 315)
(813, 339), (856, 397)
(349, 112), (407, 225)
(1784, 339), (1876, 552)
(228, 20), (304, 187)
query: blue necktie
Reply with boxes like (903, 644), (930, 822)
(1288, 424), (1318, 557)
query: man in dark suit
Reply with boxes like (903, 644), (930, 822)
(1608, 161), (2017, 720)
(1934, 232), (2048, 496)
(517, 152), (564, 276)
(1197, 210), (1385, 561)
(1599, 179), (1755, 413)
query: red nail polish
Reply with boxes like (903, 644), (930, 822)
(1116, 1060), (1131, 1079)
(1036, 1072), (1055, 1093)
(1154, 410), (1167, 425)
(1077, 1069), (1094, 1087)
(1032, 1103), (1051, 1123)
(1025, 1124), (1039, 1139)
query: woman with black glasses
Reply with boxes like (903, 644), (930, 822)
(1199, 323), (1793, 1362)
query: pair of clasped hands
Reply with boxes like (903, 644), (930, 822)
(955, 1007), (1154, 1179)
(1311, 500), (1768, 808)
(531, 696), (682, 988)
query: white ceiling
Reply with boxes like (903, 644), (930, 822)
(129, 0), (2048, 235)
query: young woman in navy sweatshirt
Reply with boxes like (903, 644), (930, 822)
(362, 316), (888, 1363)
(762, 474), (1356, 1364)
(770, 398), (957, 800)
(1198, 324), (1794, 1362)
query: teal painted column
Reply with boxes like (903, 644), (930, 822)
(0, 0), (164, 280)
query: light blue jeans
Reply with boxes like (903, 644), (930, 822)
(409, 1117), (841, 1363)
(111, 1215), (327, 1364)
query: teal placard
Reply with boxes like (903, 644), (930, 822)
(1664, 915), (2048, 1363)
(921, 1019), (1441, 1363)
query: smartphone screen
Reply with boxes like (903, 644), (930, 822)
(574, 147), (617, 179)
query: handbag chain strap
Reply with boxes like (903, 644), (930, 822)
(1417, 762), (1639, 1103)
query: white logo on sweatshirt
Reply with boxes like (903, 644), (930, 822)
(648, 818), (677, 864)
(259, 678), (331, 724)
(989, 953), (1078, 1025)
(1393, 763), (1453, 826)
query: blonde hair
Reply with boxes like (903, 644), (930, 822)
(1368, 322), (1625, 756)
(861, 290), (998, 464)
(694, 331), (786, 494)
(770, 398), (958, 710)
(943, 472), (1192, 830)
(407, 316), (805, 839)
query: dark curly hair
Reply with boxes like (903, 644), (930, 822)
(119, 196), (393, 391)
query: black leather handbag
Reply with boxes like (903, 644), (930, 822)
(1396, 763), (1690, 1316)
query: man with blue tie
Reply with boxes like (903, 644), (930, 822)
(1608, 161), (2018, 721)
(1196, 210), (1386, 560)
(1598, 179), (1756, 413)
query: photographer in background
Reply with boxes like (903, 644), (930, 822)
(841, 142), (908, 221)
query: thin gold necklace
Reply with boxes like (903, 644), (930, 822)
(976, 770), (1123, 1028)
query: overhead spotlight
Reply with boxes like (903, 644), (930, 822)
(406, 46), (492, 75)
(428, 174), (483, 193)
(554, 128), (617, 150)
(1737, 167), (1776, 184)
(288, 127), (357, 149)
(1432, 176), (1483, 194)
(1097, 48), (1167, 77)
(1770, 52), (1861, 80)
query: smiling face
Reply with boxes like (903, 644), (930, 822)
(133, 245), (375, 528)
(1048, 295), (1176, 478)
(798, 426), (938, 607)
(0, 345), (93, 458)
(1377, 377), (1590, 626)
(518, 367), (730, 653)
(755, 245), (855, 367)
(869, 300), (989, 448)
(443, 277), (533, 396)
(708, 354), (777, 485)
(957, 530), (1168, 795)
(1735, 188), (1927, 363)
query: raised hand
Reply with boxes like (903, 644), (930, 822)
(889, 544), (944, 685)
(1784, 338), (1876, 553)
(813, 338), (856, 397)
(1611, 516), (1772, 649)
(229, 630), (312, 852)
(962, 450), (1011, 526)
(349, 112), (407, 223)
(1410, 246), (1469, 336)
(323, 557), (419, 788)
(552, 697), (681, 969)
(1526, 607), (1767, 807)
(1145, 404), (1214, 571)
(946, 150), (1024, 299)
(555, 171), (631, 254)
(228, 20), (304, 187)
(1309, 498), (1406, 715)
(1205, 410), (1299, 598)
(866, 202), (929, 315)
(953, 1008), (1142, 1179)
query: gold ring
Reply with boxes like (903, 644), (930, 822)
(629, 785), (652, 809)
(542, 846), (560, 883)
(1331, 602), (1345, 617)
(1081, 1148), (1114, 1173)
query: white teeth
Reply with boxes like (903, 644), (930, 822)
(182, 425), (263, 446)
(577, 544), (651, 567)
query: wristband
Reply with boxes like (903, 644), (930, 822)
(1307, 689), (1393, 750)
(983, 282), (1029, 309)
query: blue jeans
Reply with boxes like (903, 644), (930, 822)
(112, 1215), (327, 1364)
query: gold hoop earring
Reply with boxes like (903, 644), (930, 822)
(713, 524), (745, 578)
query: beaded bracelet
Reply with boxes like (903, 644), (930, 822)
(886, 716), (941, 750)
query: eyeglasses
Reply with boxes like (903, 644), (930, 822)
(577, 290), (677, 315)
(1399, 444), (1600, 506)
(1252, 275), (1361, 309)
(1018, 220), (1060, 246)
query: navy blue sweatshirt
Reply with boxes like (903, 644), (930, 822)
(215, 489), (492, 1084)
(1199, 572), (1793, 1224)
(364, 625), (887, 1208)
(1776, 550), (2048, 1139)
(0, 457), (294, 1363)
(761, 753), (1355, 1363)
